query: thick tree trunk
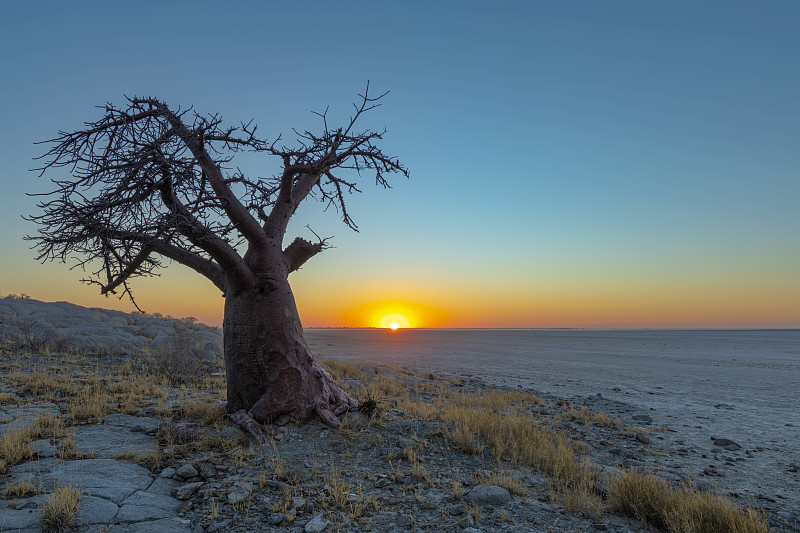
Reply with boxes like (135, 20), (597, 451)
(222, 279), (357, 428)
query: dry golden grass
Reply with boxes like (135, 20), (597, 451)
(177, 399), (226, 425)
(319, 357), (369, 382)
(0, 414), (65, 465)
(3, 478), (39, 498)
(8, 370), (74, 402)
(68, 384), (114, 421)
(450, 479), (465, 499)
(485, 470), (528, 496)
(0, 352), (774, 533)
(0, 425), (34, 464)
(0, 391), (17, 404)
(324, 460), (355, 509)
(41, 485), (82, 531)
(608, 468), (770, 533)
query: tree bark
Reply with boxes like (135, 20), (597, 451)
(223, 279), (357, 428)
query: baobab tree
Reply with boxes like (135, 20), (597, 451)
(28, 84), (407, 438)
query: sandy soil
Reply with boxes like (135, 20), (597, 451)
(307, 329), (800, 520)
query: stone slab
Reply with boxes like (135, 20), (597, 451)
(116, 490), (179, 522)
(103, 414), (162, 433)
(0, 507), (42, 532)
(72, 424), (156, 458)
(9, 458), (154, 505)
(76, 495), (120, 525)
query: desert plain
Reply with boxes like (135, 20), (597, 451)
(0, 297), (797, 532)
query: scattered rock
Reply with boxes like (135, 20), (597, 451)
(632, 414), (653, 424)
(266, 512), (285, 525)
(304, 512), (330, 533)
(219, 426), (243, 441)
(712, 438), (742, 450)
(635, 432), (651, 445)
(449, 503), (464, 515)
(175, 463), (199, 479)
(199, 462), (217, 479)
(227, 488), (250, 505)
(293, 496), (309, 510)
(173, 482), (204, 500)
(207, 518), (232, 532)
(397, 513), (413, 527)
(465, 485), (511, 506)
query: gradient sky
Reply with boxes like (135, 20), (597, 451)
(1, 1), (798, 328)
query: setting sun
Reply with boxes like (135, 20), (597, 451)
(341, 301), (446, 328)
(378, 313), (410, 329)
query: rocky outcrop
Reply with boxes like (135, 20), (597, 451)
(0, 296), (222, 362)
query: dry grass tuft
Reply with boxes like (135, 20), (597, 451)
(3, 478), (40, 498)
(485, 470), (528, 496)
(0, 414), (64, 465)
(41, 485), (82, 531)
(177, 399), (226, 425)
(318, 358), (368, 382)
(0, 425), (35, 465)
(0, 391), (17, 404)
(608, 468), (770, 533)
(68, 384), (114, 421)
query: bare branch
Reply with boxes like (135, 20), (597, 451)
(29, 85), (406, 306)
(283, 229), (332, 273)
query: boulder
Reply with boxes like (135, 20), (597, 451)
(465, 485), (511, 506)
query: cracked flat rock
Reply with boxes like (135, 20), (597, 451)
(0, 402), (62, 432)
(72, 424), (157, 458)
(77, 495), (120, 525)
(117, 490), (180, 522)
(0, 508), (42, 532)
(9, 458), (153, 505)
(106, 517), (193, 532)
(104, 413), (162, 433)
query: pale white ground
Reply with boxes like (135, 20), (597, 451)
(307, 329), (800, 518)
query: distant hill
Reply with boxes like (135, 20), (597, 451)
(0, 296), (222, 361)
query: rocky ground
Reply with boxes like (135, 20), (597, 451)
(0, 298), (797, 532)
(0, 352), (796, 533)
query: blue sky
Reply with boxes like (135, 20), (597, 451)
(1, 1), (798, 327)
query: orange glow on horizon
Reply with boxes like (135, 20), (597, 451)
(379, 313), (409, 329)
(342, 301), (447, 328)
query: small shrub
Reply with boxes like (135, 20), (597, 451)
(2, 318), (64, 354)
(146, 332), (206, 386)
(41, 485), (81, 531)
